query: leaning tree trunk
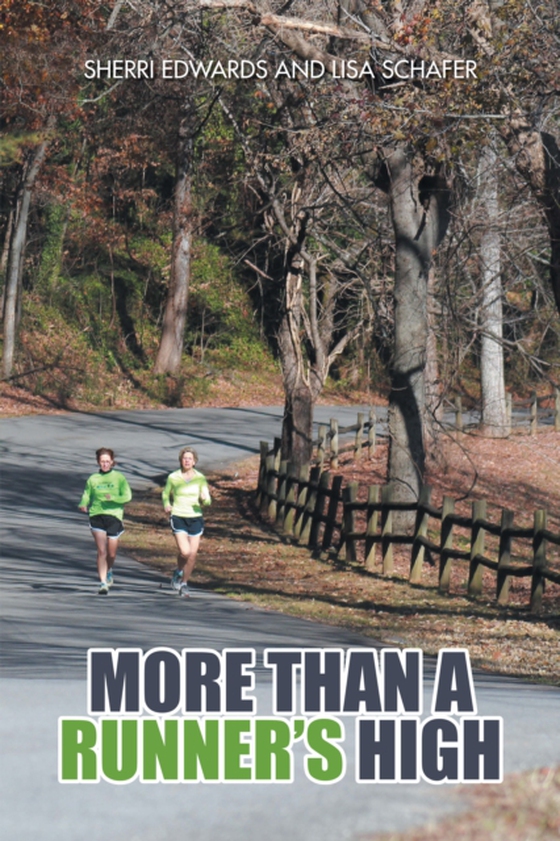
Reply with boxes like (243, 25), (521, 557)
(2, 137), (49, 379)
(277, 249), (316, 468)
(384, 147), (450, 523)
(504, 125), (560, 315)
(478, 144), (508, 437)
(154, 110), (194, 375)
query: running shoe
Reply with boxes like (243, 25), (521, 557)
(179, 583), (190, 598)
(98, 581), (109, 595)
(107, 571), (114, 588)
(171, 569), (183, 591)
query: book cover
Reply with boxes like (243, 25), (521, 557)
(1, 2), (559, 840)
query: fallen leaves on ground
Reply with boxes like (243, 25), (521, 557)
(123, 429), (560, 686)
(367, 767), (560, 841)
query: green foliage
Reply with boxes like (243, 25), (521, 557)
(187, 241), (261, 364)
(146, 363), (213, 407)
(0, 133), (44, 167)
(12, 220), (274, 407)
(36, 203), (67, 291)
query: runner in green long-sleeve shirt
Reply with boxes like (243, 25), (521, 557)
(79, 448), (132, 594)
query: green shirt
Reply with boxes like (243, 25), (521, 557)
(79, 469), (132, 520)
(162, 469), (211, 518)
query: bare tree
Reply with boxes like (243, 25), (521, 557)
(190, 0), (559, 495)
(154, 102), (196, 374)
(220, 86), (370, 465)
(374, 147), (450, 504)
(2, 133), (52, 378)
(478, 142), (509, 436)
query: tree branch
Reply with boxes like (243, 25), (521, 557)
(194, 0), (408, 56)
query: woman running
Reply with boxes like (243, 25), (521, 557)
(78, 447), (132, 594)
(162, 446), (211, 598)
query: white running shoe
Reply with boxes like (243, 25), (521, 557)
(171, 569), (183, 591)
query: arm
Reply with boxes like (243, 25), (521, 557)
(78, 478), (92, 513)
(115, 474), (132, 505)
(199, 477), (211, 507)
(162, 475), (173, 514)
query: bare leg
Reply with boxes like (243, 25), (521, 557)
(183, 535), (201, 581)
(92, 530), (109, 582)
(173, 533), (202, 583)
(107, 537), (119, 573)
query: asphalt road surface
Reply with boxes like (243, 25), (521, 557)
(1, 405), (559, 841)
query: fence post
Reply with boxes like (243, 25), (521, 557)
(283, 462), (298, 537)
(340, 481), (358, 562)
(317, 424), (328, 468)
(468, 499), (487, 596)
(309, 470), (330, 551)
(381, 484), (394, 575)
(260, 453), (276, 516)
(455, 396), (463, 434)
(293, 464), (310, 541)
(354, 412), (364, 460)
(530, 509), (547, 612)
(365, 485), (380, 570)
(496, 509), (514, 605)
(531, 391), (538, 435)
(330, 418), (339, 469)
(322, 474), (343, 555)
(409, 485), (432, 584)
(438, 496), (455, 592)
(275, 460), (288, 528)
(266, 453), (278, 521)
(506, 392), (513, 435)
(256, 441), (269, 509)
(555, 389), (560, 433)
(299, 465), (321, 546)
(368, 408), (376, 457)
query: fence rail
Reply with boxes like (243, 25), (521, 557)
(449, 388), (560, 435)
(277, 390), (560, 478)
(256, 427), (560, 613)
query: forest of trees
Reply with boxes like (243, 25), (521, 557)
(1, 1), (559, 509)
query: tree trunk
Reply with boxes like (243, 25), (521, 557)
(153, 111), (194, 375)
(2, 138), (49, 378)
(425, 267), (444, 464)
(384, 147), (450, 520)
(0, 206), (14, 279)
(277, 248), (316, 466)
(281, 381), (315, 467)
(478, 144), (508, 437)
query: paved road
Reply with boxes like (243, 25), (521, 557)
(1, 406), (559, 841)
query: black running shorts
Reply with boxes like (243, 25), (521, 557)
(89, 514), (125, 538)
(170, 515), (204, 537)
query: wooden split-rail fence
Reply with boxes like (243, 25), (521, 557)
(256, 421), (560, 614)
(450, 388), (560, 435)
